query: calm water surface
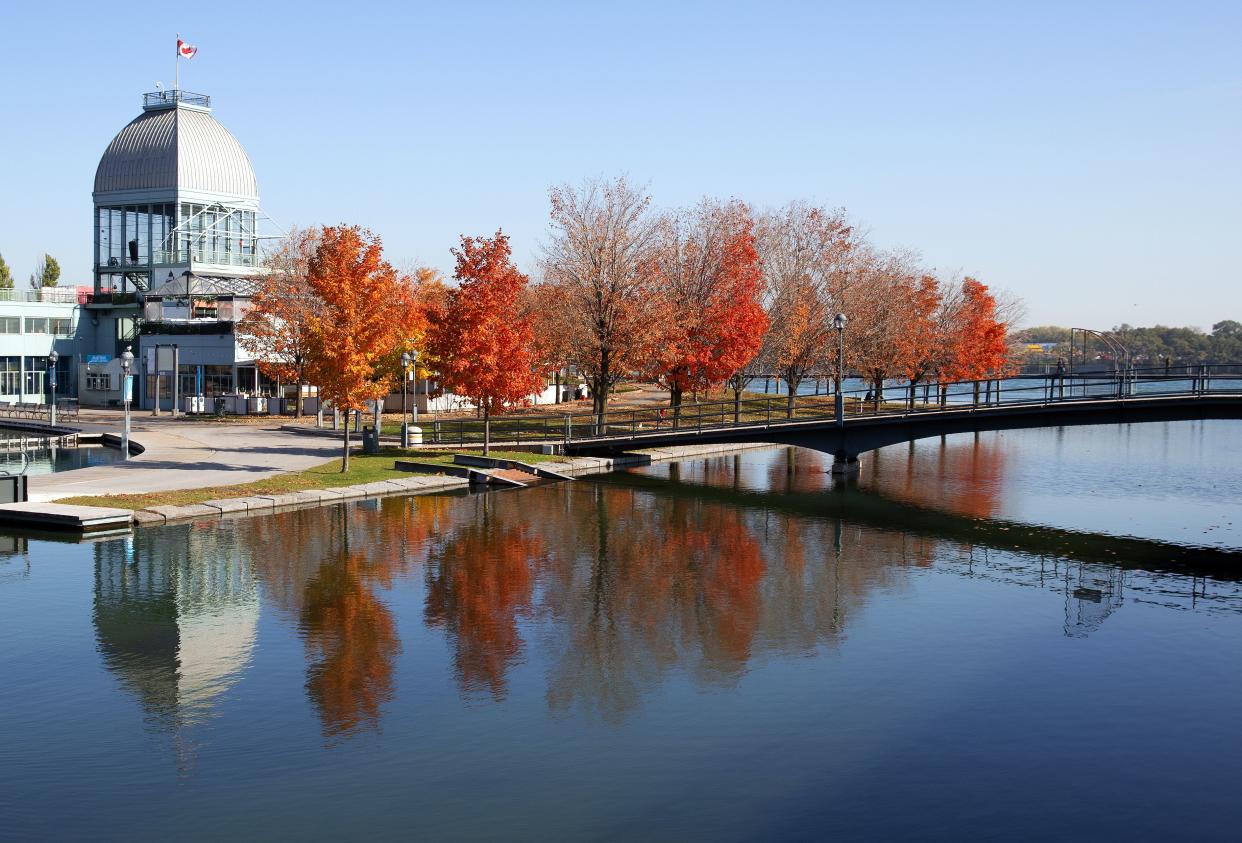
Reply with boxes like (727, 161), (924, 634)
(1, 421), (1240, 840)
(0, 442), (121, 475)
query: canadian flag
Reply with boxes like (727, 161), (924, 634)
(177, 39), (198, 58)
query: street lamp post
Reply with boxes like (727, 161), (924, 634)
(120, 346), (134, 461)
(834, 313), (847, 427)
(47, 350), (59, 426)
(400, 351), (412, 448)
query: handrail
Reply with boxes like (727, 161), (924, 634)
(419, 365), (1242, 448)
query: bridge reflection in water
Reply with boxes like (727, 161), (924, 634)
(78, 437), (1242, 748)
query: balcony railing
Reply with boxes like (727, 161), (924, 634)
(150, 248), (257, 268)
(144, 89), (211, 109)
(0, 288), (84, 304)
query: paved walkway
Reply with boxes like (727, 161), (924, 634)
(29, 412), (345, 502)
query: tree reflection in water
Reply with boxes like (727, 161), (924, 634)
(425, 497), (544, 699)
(249, 496), (452, 738)
(90, 444), (1242, 746)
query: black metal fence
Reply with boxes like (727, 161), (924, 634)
(417, 365), (1242, 447)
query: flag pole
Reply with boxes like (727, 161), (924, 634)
(175, 33), (180, 93)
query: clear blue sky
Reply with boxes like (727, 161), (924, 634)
(1, 0), (1238, 328)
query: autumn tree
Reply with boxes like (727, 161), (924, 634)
(367, 267), (441, 416)
(426, 231), (542, 455)
(522, 281), (578, 403)
(899, 274), (945, 407)
(304, 225), (418, 471)
(914, 276), (1010, 405)
(646, 200), (767, 423)
(947, 277), (1010, 382)
(758, 203), (856, 416)
(846, 249), (925, 410)
(0, 254), (13, 289)
(540, 176), (663, 417)
(237, 227), (321, 418)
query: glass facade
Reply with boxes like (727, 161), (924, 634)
(96, 204), (177, 269)
(95, 202), (256, 293)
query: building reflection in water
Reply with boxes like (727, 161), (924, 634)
(92, 523), (258, 770)
(89, 444), (1242, 745)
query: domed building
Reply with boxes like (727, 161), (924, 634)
(84, 90), (271, 409)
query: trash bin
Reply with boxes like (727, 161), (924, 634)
(362, 425), (380, 455)
(213, 397), (227, 417)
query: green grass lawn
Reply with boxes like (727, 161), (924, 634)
(57, 448), (556, 511)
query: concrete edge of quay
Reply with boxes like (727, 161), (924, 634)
(123, 441), (776, 529)
(21, 440), (780, 533)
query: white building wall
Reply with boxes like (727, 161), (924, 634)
(0, 293), (82, 405)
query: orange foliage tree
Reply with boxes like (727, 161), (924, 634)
(948, 277), (1009, 380)
(647, 200), (768, 422)
(304, 225), (418, 470)
(426, 231), (543, 454)
(847, 251), (928, 409)
(522, 281), (578, 404)
(236, 227), (320, 418)
(899, 274), (946, 407)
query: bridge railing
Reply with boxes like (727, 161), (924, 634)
(420, 365), (1242, 446)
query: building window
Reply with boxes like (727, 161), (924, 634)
(24, 318), (49, 334)
(0, 357), (18, 395)
(0, 318), (18, 334)
(203, 365), (233, 397)
(50, 318), (74, 337)
(24, 358), (45, 396)
(86, 372), (112, 391)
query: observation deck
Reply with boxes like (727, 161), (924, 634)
(143, 89), (211, 111)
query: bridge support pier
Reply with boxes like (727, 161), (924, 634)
(830, 453), (860, 476)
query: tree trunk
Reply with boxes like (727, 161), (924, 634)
(670, 386), (683, 429)
(733, 388), (742, 423)
(909, 380), (917, 410)
(342, 417), (350, 472)
(483, 402), (491, 456)
(785, 371), (798, 418)
(554, 369), (562, 404)
(594, 351), (611, 418)
(873, 373), (883, 411)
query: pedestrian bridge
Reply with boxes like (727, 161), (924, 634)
(429, 366), (1242, 471)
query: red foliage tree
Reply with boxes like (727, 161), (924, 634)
(426, 231), (543, 454)
(647, 201), (768, 422)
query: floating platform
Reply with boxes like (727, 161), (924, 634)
(0, 502), (133, 534)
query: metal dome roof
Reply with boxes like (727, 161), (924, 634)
(94, 101), (258, 199)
